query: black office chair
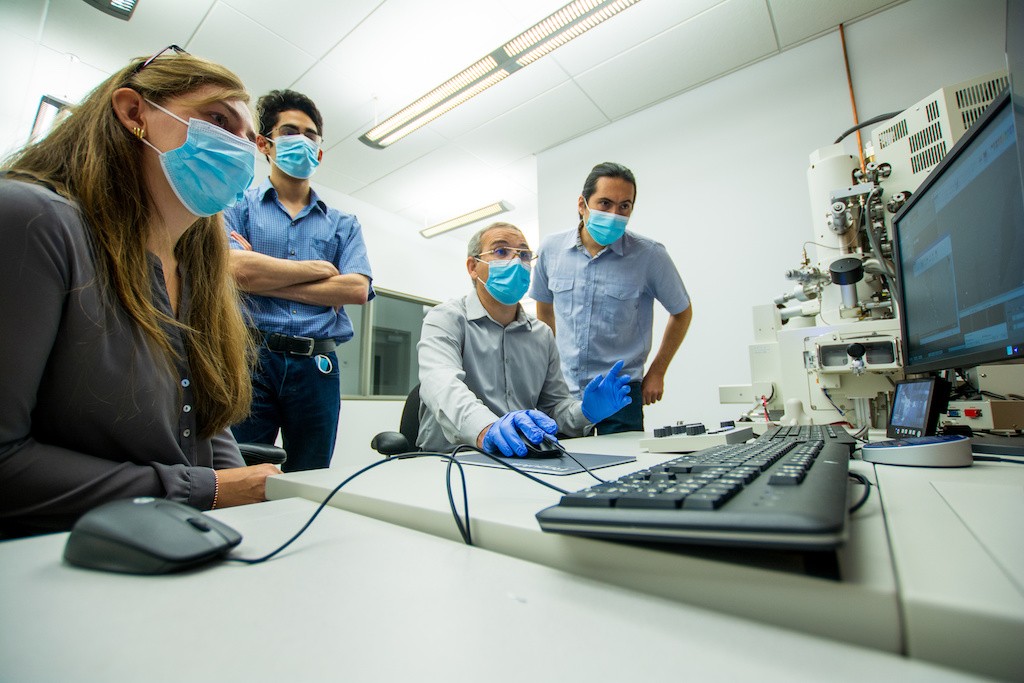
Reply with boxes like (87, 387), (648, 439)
(370, 384), (420, 457)
(237, 443), (288, 467)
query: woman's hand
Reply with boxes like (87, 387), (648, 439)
(214, 464), (281, 508)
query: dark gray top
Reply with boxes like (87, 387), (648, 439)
(0, 179), (243, 535)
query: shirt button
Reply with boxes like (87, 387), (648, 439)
(290, 250), (296, 255)
(183, 429), (191, 438)
(181, 379), (190, 388)
(291, 220), (298, 226)
(183, 405), (192, 413)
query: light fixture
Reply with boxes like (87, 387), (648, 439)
(81, 0), (138, 21)
(360, 0), (641, 149)
(29, 95), (73, 144)
(420, 201), (513, 238)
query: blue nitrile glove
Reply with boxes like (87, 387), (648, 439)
(482, 409), (559, 457)
(581, 360), (632, 423)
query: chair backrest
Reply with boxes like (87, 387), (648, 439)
(399, 384), (421, 449)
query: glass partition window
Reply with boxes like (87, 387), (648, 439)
(339, 289), (436, 398)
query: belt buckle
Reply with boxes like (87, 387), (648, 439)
(291, 335), (315, 356)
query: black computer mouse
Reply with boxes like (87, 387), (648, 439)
(514, 426), (563, 457)
(63, 497), (242, 575)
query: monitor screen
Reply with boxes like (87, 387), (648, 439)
(892, 90), (1024, 374)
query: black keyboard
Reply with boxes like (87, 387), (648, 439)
(536, 425), (857, 551)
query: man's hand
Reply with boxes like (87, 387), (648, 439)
(213, 464), (281, 508)
(581, 360), (632, 423)
(641, 370), (665, 406)
(479, 410), (558, 457)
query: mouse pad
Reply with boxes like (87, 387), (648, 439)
(455, 451), (635, 475)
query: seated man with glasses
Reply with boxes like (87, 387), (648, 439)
(224, 89), (374, 472)
(417, 222), (631, 457)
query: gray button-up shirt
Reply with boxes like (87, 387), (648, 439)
(0, 179), (243, 535)
(416, 289), (589, 452)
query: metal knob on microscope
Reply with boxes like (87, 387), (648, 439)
(830, 257), (864, 309)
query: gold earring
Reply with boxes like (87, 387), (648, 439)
(132, 126), (146, 140)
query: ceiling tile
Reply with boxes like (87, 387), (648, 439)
(454, 80), (611, 168)
(424, 58), (571, 139)
(0, 0), (47, 42)
(0, 29), (42, 157)
(573, 0), (779, 120)
(498, 155), (539, 196)
(311, 165), (369, 197)
(324, 124), (448, 186)
(547, 0), (723, 75)
(768, 0), (903, 48)
(352, 145), (503, 216)
(187, 2), (316, 101)
(291, 60), (377, 143)
(317, 0), (524, 117)
(39, 0), (214, 73)
(219, 0), (380, 59)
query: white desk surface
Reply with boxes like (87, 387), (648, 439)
(267, 433), (903, 654)
(873, 459), (1024, 680)
(0, 498), (989, 683)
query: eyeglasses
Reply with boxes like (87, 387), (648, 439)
(269, 124), (323, 145)
(476, 247), (536, 264)
(133, 44), (189, 75)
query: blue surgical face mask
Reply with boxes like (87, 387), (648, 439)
(585, 208), (629, 246)
(269, 134), (321, 179)
(141, 99), (256, 217)
(480, 258), (531, 305)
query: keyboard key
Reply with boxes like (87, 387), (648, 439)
(560, 492), (619, 507)
(617, 494), (684, 509)
(769, 471), (805, 485)
(682, 492), (727, 509)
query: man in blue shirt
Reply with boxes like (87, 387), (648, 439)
(225, 90), (373, 471)
(530, 162), (692, 434)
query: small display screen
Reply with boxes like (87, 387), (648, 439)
(887, 378), (950, 438)
(889, 381), (932, 437)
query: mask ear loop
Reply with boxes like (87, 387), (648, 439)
(136, 98), (188, 155)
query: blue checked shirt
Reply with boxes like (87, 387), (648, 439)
(529, 228), (690, 396)
(224, 179), (374, 342)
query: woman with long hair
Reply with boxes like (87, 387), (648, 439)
(0, 46), (279, 536)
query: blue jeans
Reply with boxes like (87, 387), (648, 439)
(594, 381), (644, 434)
(232, 346), (340, 472)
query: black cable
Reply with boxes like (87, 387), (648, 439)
(848, 471), (872, 513)
(228, 450), (475, 563)
(446, 445), (475, 545)
(833, 111), (902, 144)
(226, 437), (616, 563)
(458, 445), (572, 495)
(548, 438), (607, 483)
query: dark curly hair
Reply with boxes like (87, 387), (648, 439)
(257, 89), (324, 138)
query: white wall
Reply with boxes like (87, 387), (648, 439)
(534, 0), (1008, 430)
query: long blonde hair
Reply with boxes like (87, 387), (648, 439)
(2, 52), (254, 437)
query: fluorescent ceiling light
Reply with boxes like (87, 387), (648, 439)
(81, 0), (138, 20)
(29, 95), (73, 144)
(360, 0), (641, 149)
(420, 201), (513, 238)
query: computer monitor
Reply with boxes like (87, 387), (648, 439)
(892, 89), (1024, 376)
